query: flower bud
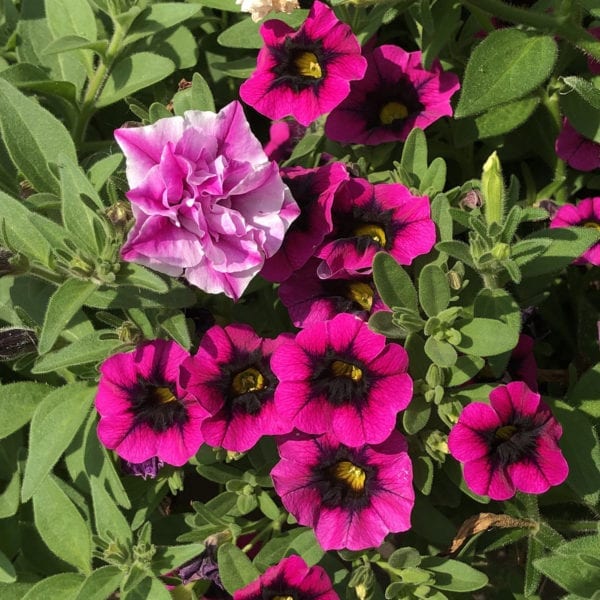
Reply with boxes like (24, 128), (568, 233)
(0, 327), (37, 361)
(481, 151), (505, 226)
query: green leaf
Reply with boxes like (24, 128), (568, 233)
(401, 128), (428, 180)
(425, 337), (457, 368)
(368, 310), (408, 339)
(413, 455), (434, 495)
(419, 264), (450, 317)
(402, 394), (431, 434)
(87, 154), (123, 191)
(115, 263), (169, 292)
(96, 52), (175, 108)
(454, 318), (519, 356)
(472, 96), (539, 139)
(0, 63), (77, 102)
(551, 401), (600, 509)
(435, 240), (474, 268)
(33, 475), (92, 573)
(0, 382), (51, 439)
(151, 544), (207, 576)
(211, 57), (257, 79)
(22, 573), (85, 599)
(534, 549), (600, 598)
(38, 279), (99, 354)
(0, 190), (54, 265)
(519, 227), (600, 278)
(0, 463), (21, 519)
(560, 75), (600, 143)
(0, 80), (77, 195)
(44, 35), (108, 56)
(32, 331), (120, 373)
(568, 363), (600, 418)
(90, 478), (132, 545)
(421, 557), (488, 592)
(511, 238), (552, 267)
(217, 11), (308, 48)
(122, 576), (172, 600)
(74, 566), (123, 600)
(21, 382), (94, 501)
(372, 252), (418, 311)
(124, 3), (202, 45)
(447, 355), (485, 387)
(217, 543), (260, 593)
(0, 548), (15, 583)
(473, 288), (521, 331)
(455, 30), (557, 118)
(189, 71), (215, 112)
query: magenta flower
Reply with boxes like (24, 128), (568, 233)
(181, 324), (293, 452)
(555, 119), (600, 172)
(260, 162), (349, 282)
(278, 258), (387, 327)
(234, 555), (338, 600)
(263, 119), (306, 163)
(239, 1), (367, 126)
(114, 101), (299, 300)
(271, 313), (412, 447)
(316, 178), (436, 279)
(506, 334), (537, 392)
(95, 340), (206, 467)
(549, 197), (600, 265)
(271, 430), (414, 550)
(325, 45), (460, 145)
(448, 381), (568, 501)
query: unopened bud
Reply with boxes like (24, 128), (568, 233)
(459, 189), (483, 210)
(481, 151), (505, 226)
(0, 327), (37, 361)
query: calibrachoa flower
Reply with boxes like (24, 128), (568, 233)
(555, 119), (600, 172)
(549, 197), (600, 265)
(271, 313), (412, 447)
(448, 381), (568, 501)
(95, 340), (206, 467)
(261, 162), (349, 282)
(506, 334), (537, 392)
(271, 431), (414, 550)
(263, 118), (306, 163)
(325, 45), (460, 145)
(278, 258), (387, 327)
(316, 178), (436, 278)
(236, 0), (299, 22)
(234, 555), (338, 600)
(181, 324), (292, 452)
(114, 101), (299, 300)
(121, 457), (164, 479)
(239, 0), (367, 126)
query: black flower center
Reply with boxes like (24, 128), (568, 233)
(130, 379), (188, 433)
(311, 354), (369, 406)
(270, 36), (327, 92)
(488, 417), (540, 467)
(311, 446), (375, 510)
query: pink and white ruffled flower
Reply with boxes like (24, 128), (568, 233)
(236, 0), (299, 22)
(114, 101), (299, 300)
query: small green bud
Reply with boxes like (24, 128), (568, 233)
(491, 242), (511, 261)
(481, 151), (505, 227)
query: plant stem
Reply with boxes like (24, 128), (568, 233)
(481, 271), (498, 289)
(72, 21), (128, 146)
(541, 84), (568, 203)
(461, 0), (600, 61)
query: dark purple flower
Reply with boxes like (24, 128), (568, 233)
(271, 431), (414, 550)
(506, 334), (537, 392)
(95, 340), (207, 466)
(182, 324), (293, 452)
(260, 162), (349, 282)
(239, 1), (367, 126)
(550, 197), (600, 265)
(121, 457), (164, 479)
(233, 555), (338, 600)
(263, 119), (306, 163)
(271, 313), (412, 447)
(555, 118), (600, 172)
(325, 45), (459, 145)
(278, 258), (387, 327)
(316, 177), (436, 279)
(448, 381), (568, 501)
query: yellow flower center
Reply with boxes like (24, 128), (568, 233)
(353, 223), (387, 247)
(583, 220), (600, 231)
(231, 367), (265, 396)
(273, 597), (294, 600)
(495, 425), (517, 441)
(330, 360), (363, 382)
(154, 386), (176, 404)
(331, 461), (367, 492)
(379, 101), (408, 125)
(346, 282), (374, 310)
(294, 52), (322, 79)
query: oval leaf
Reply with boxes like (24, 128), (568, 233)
(0, 382), (51, 439)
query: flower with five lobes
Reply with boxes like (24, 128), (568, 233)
(448, 381), (569, 501)
(95, 339), (206, 467)
(271, 430), (414, 550)
(239, 0), (367, 126)
(271, 313), (413, 447)
(114, 101), (299, 301)
(234, 555), (339, 600)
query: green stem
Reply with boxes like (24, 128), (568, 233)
(461, 0), (600, 61)
(481, 271), (499, 289)
(541, 84), (568, 203)
(72, 20), (128, 145)
(240, 514), (285, 554)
